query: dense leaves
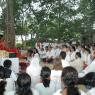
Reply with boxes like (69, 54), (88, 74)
(0, 0), (95, 47)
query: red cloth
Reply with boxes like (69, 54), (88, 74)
(7, 49), (21, 58)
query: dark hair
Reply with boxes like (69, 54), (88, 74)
(62, 45), (68, 48)
(71, 46), (75, 51)
(61, 66), (80, 95)
(76, 52), (81, 58)
(60, 51), (66, 59)
(16, 73), (33, 95)
(78, 72), (95, 87)
(3, 59), (12, 68)
(81, 45), (86, 50)
(85, 48), (91, 54)
(40, 66), (51, 87)
(0, 66), (6, 95)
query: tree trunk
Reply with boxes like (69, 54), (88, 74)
(4, 0), (15, 48)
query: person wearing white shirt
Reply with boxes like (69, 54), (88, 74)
(78, 72), (95, 95)
(60, 51), (70, 68)
(79, 49), (95, 77)
(53, 66), (86, 95)
(55, 46), (61, 58)
(51, 63), (62, 90)
(4, 73), (39, 95)
(46, 46), (54, 63)
(35, 66), (56, 95)
(70, 45), (76, 62)
(70, 52), (83, 73)
(3, 59), (17, 81)
(81, 46), (88, 65)
(0, 66), (15, 95)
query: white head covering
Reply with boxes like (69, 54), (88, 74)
(26, 57), (41, 76)
(26, 57), (41, 87)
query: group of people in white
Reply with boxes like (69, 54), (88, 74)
(0, 42), (95, 95)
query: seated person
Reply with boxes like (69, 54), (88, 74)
(35, 66), (56, 95)
(0, 66), (15, 95)
(3, 59), (17, 81)
(78, 72), (95, 95)
(4, 73), (39, 95)
(53, 66), (86, 95)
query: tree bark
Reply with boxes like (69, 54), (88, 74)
(4, 0), (15, 48)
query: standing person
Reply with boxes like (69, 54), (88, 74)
(35, 66), (56, 95)
(53, 66), (86, 95)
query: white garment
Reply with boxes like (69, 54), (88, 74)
(79, 60), (95, 77)
(55, 48), (61, 58)
(61, 59), (70, 68)
(51, 49), (56, 58)
(70, 51), (76, 62)
(53, 89), (87, 95)
(10, 71), (17, 81)
(39, 50), (46, 58)
(87, 88), (95, 95)
(46, 50), (54, 58)
(35, 80), (56, 95)
(51, 70), (62, 90)
(26, 57), (41, 87)
(81, 51), (88, 63)
(5, 78), (15, 92)
(65, 51), (71, 62)
(87, 54), (92, 65)
(4, 88), (39, 95)
(70, 58), (83, 73)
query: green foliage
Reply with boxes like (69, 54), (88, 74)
(0, 0), (95, 46)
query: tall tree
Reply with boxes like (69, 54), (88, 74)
(4, 0), (15, 48)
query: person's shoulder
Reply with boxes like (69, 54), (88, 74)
(87, 88), (95, 95)
(79, 89), (87, 95)
(53, 89), (62, 95)
(4, 91), (15, 95)
(35, 82), (43, 88)
(32, 88), (39, 95)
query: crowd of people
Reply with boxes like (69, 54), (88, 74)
(0, 42), (95, 95)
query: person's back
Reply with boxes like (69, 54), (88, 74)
(4, 88), (39, 95)
(3, 60), (12, 78)
(53, 66), (86, 95)
(35, 80), (56, 95)
(70, 52), (83, 73)
(35, 66), (56, 95)
(4, 68), (11, 78)
(60, 51), (70, 68)
(79, 72), (95, 95)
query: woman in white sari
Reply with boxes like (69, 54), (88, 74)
(26, 56), (41, 87)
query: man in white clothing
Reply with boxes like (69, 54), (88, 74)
(79, 49), (95, 77)
(60, 51), (70, 68)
